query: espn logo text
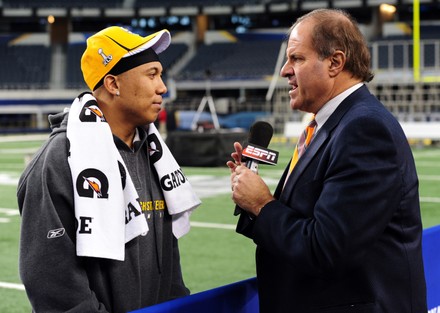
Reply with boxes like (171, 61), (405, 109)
(242, 144), (279, 165)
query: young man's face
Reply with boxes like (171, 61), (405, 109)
(115, 61), (167, 126)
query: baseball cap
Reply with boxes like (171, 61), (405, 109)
(81, 26), (171, 91)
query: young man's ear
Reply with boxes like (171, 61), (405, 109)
(328, 50), (346, 77)
(103, 74), (120, 97)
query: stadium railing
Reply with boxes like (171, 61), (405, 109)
(131, 277), (258, 313)
(131, 225), (440, 313)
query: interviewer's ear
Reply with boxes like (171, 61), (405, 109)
(328, 50), (345, 77)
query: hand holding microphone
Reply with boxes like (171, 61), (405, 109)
(231, 165), (275, 216)
(227, 121), (278, 216)
(227, 121), (278, 172)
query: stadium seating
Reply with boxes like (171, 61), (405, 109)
(4, 34), (438, 90)
(66, 43), (87, 90)
(2, 0), (278, 9)
(2, 0), (122, 8)
(371, 40), (439, 70)
(63, 39), (277, 87)
(159, 43), (189, 77)
(0, 44), (51, 89)
(1, 0), (440, 135)
(134, 0), (262, 8)
(176, 41), (280, 81)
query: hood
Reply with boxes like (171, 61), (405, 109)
(48, 110), (69, 136)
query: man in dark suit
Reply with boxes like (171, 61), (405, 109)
(227, 9), (427, 313)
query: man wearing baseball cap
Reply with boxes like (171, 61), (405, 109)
(18, 26), (200, 313)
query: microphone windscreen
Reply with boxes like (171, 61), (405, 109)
(248, 121), (273, 148)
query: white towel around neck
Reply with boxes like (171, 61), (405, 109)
(66, 93), (201, 261)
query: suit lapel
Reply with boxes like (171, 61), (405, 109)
(278, 85), (370, 202)
(279, 127), (328, 202)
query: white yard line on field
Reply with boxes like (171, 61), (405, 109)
(0, 281), (25, 291)
(1, 194), (440, 291)
(417, 162), (440, 168)
(414, 150), (440, 158)
(419, 175), (440, 181)
(0, 173), (19, 185)
(0, 134), (48, 143)
(0, 208), (20, 215)
(0, 148), (38, 154)
(420, 197), (440, 203)
(0, 219), (236, 292)
(188, 175), (279, 198)
(190, 221), (235, 230)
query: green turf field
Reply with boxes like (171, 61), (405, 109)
(0, 135), (439, 312)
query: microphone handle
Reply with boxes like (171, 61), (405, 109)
(246, 158), (259, 173)
(234, 159), (259, 216)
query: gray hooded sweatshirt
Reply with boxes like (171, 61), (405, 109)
(17, 110), (189, 313)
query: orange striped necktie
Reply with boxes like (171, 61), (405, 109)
(288, 115), (317, 173)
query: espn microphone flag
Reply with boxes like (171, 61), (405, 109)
(242, 144), (279, 166)
(242, 121), (277, 173)
(234, 121), (278, 216)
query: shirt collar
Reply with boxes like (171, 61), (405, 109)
(113, 127), (147, 152)
(315, 82), (364, 132)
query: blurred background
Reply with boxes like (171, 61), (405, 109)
(0, 0), (439, 138)
(1, 2), (440, 311)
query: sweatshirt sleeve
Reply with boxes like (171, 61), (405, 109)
(17, 133), (109, 313)
(169, 237), (190, 300)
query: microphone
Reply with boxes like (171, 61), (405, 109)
(234, 121), (278, 216)
(243, 121), (274, 173)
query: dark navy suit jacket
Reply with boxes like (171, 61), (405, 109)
(237, 85), (427, 313)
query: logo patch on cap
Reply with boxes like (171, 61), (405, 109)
(98, 48), (112, 66)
